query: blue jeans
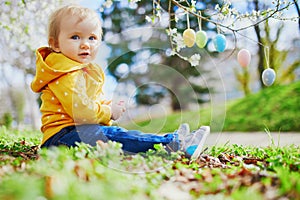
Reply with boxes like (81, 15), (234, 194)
(41, 124), (179, 153)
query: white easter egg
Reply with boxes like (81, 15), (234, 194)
(262, 68), (276, 86)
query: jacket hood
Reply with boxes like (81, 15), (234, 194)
(31, 47), (84, 92)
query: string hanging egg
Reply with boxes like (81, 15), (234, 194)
(261, 47), (276, 86)
(195, 12), (207, 48)
(182, 13), (196, 48)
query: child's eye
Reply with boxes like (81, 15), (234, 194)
(89, 36), (97, 40)
(71, 35), (80, 40)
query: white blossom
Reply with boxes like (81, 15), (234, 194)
(168, 28), (177, 36)
(0, 0), (78, 79)
(173, 34), (185, 51)
(145, 15), (152, 23)
(103, 0), (113, 8)
(189, 54), (201, 67)
(129, 0), (141, 3)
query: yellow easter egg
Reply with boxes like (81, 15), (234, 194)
(183, 29), (196, 47)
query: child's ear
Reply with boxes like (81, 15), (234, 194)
(49, 37), (60, 52)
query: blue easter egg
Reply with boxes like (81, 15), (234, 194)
(262, 68), (276, 86)
(213, 34), (227, 52)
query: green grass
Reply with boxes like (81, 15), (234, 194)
(0, 127), (299, 199)
(1, 82), (299, 199)
(122, 81), (300, 132)
(224, 81), (300, 131)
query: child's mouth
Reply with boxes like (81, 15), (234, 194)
(79, 52), (89, 56)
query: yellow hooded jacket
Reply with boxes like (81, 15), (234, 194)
(31, 47), (112, 144)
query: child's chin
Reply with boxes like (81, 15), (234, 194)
(77, 59), (90, 64)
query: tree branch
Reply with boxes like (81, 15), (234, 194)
(170, 0), (295, 33)
(293, 0), (300, 31)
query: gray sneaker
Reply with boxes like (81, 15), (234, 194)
(165, 123), (190, 153)
(177, 123), (190, 150)
(182, 126), (210, 159)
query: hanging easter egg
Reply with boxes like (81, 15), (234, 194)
(195, 30), (207, 48)
(262, 68), (276, 86)
(237, 49), (251, 67)
(213, 34), (227, 52)
(183, 29), (196, 47)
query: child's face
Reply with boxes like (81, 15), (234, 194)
(52, 16), (101, 64)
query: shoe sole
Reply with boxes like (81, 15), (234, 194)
(191, 126), (210, 160)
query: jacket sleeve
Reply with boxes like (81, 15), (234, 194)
(48, 70), (112, 125)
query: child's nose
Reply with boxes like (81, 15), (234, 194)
(80, 41), (90, 49)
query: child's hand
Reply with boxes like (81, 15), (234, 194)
(111, 101), (126, 120)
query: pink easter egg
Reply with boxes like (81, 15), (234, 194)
(237, 49), (251, 67)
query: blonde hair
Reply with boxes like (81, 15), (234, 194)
(48, 4), (102, 45)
